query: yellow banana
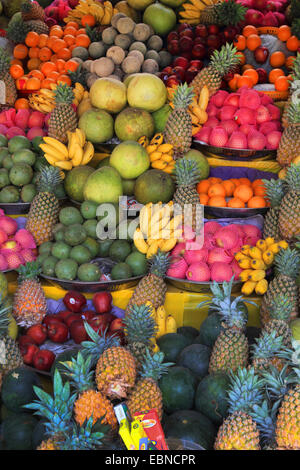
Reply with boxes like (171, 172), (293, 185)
(133, 228), (149, 254)
(269, 243), (280, 254)
(239, 269), (253, 282)
(265, 237), (275, 246)
(182, 2), (200, 10)
(278, 240), (288, 249)
(161, 154), (174, 163)
(40, 88), (55, 100)
(146, 240), (160, 259)
(150, 133), (164, 146)
(138, 136), (149, 148)
(255, 279), (268, 295)
(160, 238), (177, 252)
(38, 103), (54, 113)
(81, 141), (94, 165)
(75, 128), (86, 147)
(156, 306), (166, 338)
(190, 0), (207, 9)
(248, 269), (266, 282)
(199, 85), (209, 110)
(71, 143), (84, 167)
(249, 247), (263, 260)
(190, 105), (208, 124)
(179, 17), (199, 24)
(238, 257), (252, 269)
(149, 151), (163, 162)
(139, 203), (152, 237)
(192, 125), (202, 136)
(39, 144), (67, 161)
(241, 245), (251, 255)
(152, 160), (167, 170)
(145, 301), (156, 320)
(180, 10), (201, 19)
(68, 132), (77, 160)
(241, 280), (257, 295)
(164, 165), (175, 174)
(165, 315), (177, 333)
(54, 160), (73, 171)
(250, 259), (267, 270)
(43, 154), (59, 166)
(43, 137), (69, 158)
(262, 250), (274, 265)
(101, 5), (112, 24)
(256, 239), (267, 251)
(157, 144), (173, 153)
(146, 144), (159, 154)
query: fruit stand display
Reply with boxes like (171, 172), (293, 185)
(0, 0), (299, 452)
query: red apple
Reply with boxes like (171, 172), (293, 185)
(179, 35), (194, 52)
(265, 0), (277, 11)
(162, 66), (173, 75)
(189, 59), (203, 68)
(251, 0), (268, 10)
(166, 76), (179, 87)
(172, 66), (186, 81)
(101, 312), (117, 324)
(167, 31), (178, 43)
(185, 66), (199, 83)
(33, 349), (55, 371)
(179, 28), (194, 39)
(177, 23), (191, 33)
(63, 291), (86, 312)
(223, 26), (238, 41)
(92, 292), (112, 314)
(180, 51), (192, 60)
(55, 310), (73, 323)
(42, 314), (64, 328)
(167, 40), (180, 55)
(19, 334), (37, 347)
(47, 320), (69, 343)
(70, 319), (89, 344)
(195, 24), (208, 38)
(173, 56), (189, 69)
(193, 37), (207, 47)
(21, 343), (39, 365)
(256, 67), (268, 83)
(64, 313), (81, 328)
(192, 43), (206, 59)
(254, 46), (269, 63)
(207, 34), (221, 49)
(26, 324), (47, 345)
(109, 318), (124, 333)
(81, 310), (96, 322)
(88, 315), (109, 334)
(208, 25), (219, 34)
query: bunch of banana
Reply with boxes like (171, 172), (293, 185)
(179, 0), (214, 24)
(64, 0), (116, 25)
(138, 133), (175, 174)
(235, 237), (289, 295)
(40, 129), (94, 171)
(155, 305), (177, 339)
(73, 82), (89, 106)
(189, 85), (209, 136)
(28, 88), (56, 114)
(133, 201), (182, 258)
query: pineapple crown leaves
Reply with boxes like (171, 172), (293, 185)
(0, 298), (11, 337)
(214, 0), (247, 26)
(6, 17), (30, 44)
(291, 0), (300, 18)
(209, 43), (240, 77)
(261, 178), (285, 208)
(69, 65), (88, 87)
(139, 348), (174, 381)
(274, 246), (300, 279)
(286, 100), (300, 124)
(58, 417), (108, 450)
(0, 48), (11, 72)
(123, 304), (157, 345)
(283, 163), (300, 192)
(81, 321), (120, 368)
(227, 367), (265, 415)
(248, 400), (278, 448)
(174, 158), (201, 187)
(172, 82), (195, 110)
(85, 25), (102, 42)
(276, 338), (300, 375)
(24, 369), (76, 437)
(251, 330), (285, 360)
(37, 165), (62, 193)
(267, 295), (294, 322)
(59, 351), (95, 393)
(259, 363), (298, 407)
(54, 82), (75, 106)
(292, 18), (300, 40)
(17, 261), (41, 283)
(149, 250), (170, 278)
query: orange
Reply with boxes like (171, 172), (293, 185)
(275, 75), (289, 92)
(253, 182), (266, 197)
(65, 59), (79, 72)
(199, 193), (209, 205)
(57, 74), (72, 86)
(10, 58), (23, 67)
(56, 59), (66, 73)
(46, 36), (57, 50)
(227, 197), (245, 208)
(66, 21), (79, 30)
(27, 57), (41, 71)
(277, 25), (291, 42)
(286, 56), (296, 69)
(252, 179), (263, 188)
(270, 51), (286, 68)
(197, 180), (211, 194)
(52, 38), (67, 53)
(235, 51), (245, 66)
(29, 69), (44, 81)
(9, 64), (24, 79)
(230, 178), (241, 187)
(51, 54), (59, 63)
(242, 25), (258, 37)
(48, 71), (60, 82)
(41, 77), (56, 89)
(208, 196), (227, 207)
(234, 184), (253, 202)
(286, 35), (299, 51)
(222, 180), (236, 197)
(63, 26), (77, 37)
(269, 68), (284, 84)
(28, 47), (40, 59)
(15, 76), (28, 90)
(208, 183), (226, 198)
(228, 74), (239, 91)
(25, 31), (39, 48)
(26, 76), (41, 90)
(81, 14), (96, 27)
(246, 34), (261, 51)
(75, 34), (91, 48)
(40, 61), (57, 76)
(234, 35), (246, 51)
(38, 34), (49, 48)
(50, 26), (63, 38)
(63, 34), (75, 47)
(38, 47), (52, 62)
(247, 196), (266, 208)
(76, 28), (87, 36)
(242, 64), (254, 72)
(239, 177), (251, 187)
(237, 75), (254, 89)
(57, 47), (72, 61)
(243, 68), (259, 85)
(13, 44), (28, 60)
(208, 177), (222, 184)
(14, 98), (30, 110)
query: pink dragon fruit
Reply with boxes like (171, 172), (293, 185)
(230, 259), (243, 280)
(204, 221), (221, 234)
(214, 227), (239, 249)
(171, 242), (186, 258)
(210, 262), (233, 282)
(242, 224), (261, 239)
(203, 232), (217, 250)
(14, 229), (36, 249)
(0, 229), (8, 245)
(5, 252), (24, 270)
(20, 249), (36, 263)
(167, 257), (188, 279)
(0, 216), (18, 236)
(186, 262), (210, 281)
(1, 240), (21, 255)
(0, 254), (8, 271)
(207, 247), (233, 265)
(184, 247), (209, 265)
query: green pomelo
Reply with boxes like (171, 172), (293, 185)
(89, 77), (127, 114)
(143, 3), (177, 36)
(114, 107), (155, 142)
(53, 183), (66, 199)
(0, 168), (10, 189)
(98, 239), (113, 257)
(83, 166), (123, 204)
(70, 245), (92, 264)
(134, 169), (175, 204)
(125, 252), (148, 276)
(127, 0), (154, 10)
(0, 134), (8, 146)
(20, 184), (37, 203)
(109, 239), (131, 262)
(122, 178), (135, 196)
(110, 141), (150, 180)
(64, 165), (94, 202)
(8, 136), (31, 153)
(9, 163), (33, 186)
(12, 149), (36, 166)
(83, 237), (100, 258)
(31, 136), (44, 153)
(55, 259), (78, 280)
(290, 319), (300, 341)
(160, 0), (184, 6)
(81, 200), (98, 219)
(42, 256), (58, 277)
(39, 241), (53, 255)
(77, 263), (101, 281)
(184, 149), (210, 179)
(0, 147), (9, 165)
(59, 206), (83, 226)
(152, 104), (172, 133)
(79, 109), (114, 144)
(64, 224), (87, 246)
(2, 156), (13, 170)
(83, 219), (98, 238)
(127, 73), (167, 112)
(0, 186), (20, 203)
(51, 242), (71, 260)
(111, 262), (133, 280)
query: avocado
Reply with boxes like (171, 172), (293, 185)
(12, 149), (36, 166)
(42, 256), (58, 277)
(9, 163), (33, 186)
(109, 240), (131, 262)
(77, 263), (101, 282)
(83, 238), (100, 258)
(54, 229), (66, 242)
(81, 200), (98, 219)
(0, 168), (10, 189)
(36, 253), (48, 266)
(55, 259), (78, 280)
(64, 224), (87, 246)
(70, 245), (92, 264)
(59, 207), (83, 226)
(83, 219), (98, 239)
(0, 148), (9, 165)
(110, 262), (133, 280)
(0, 186), (20, 203)
(98, 239), (113, 257)
(125, 252), (148, 276)
(3, 156), (14, 171)
(8, 136), (31, 153)
(0, 135), (8, 147)
(39, 241), (53, 255)
(20, 184), (37, 203)
(51, 242), (71, 260)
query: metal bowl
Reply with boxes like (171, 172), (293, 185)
(0, 197), (68, 215)
(193, 140), (276, 161)
(204, 205), (268, 218)
(166, 276), (243, 293)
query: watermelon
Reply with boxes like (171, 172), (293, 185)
(177, 326), (199, 343)
(1, 367), (41, 413)
(159, 366), (196, 414)
(2, 413), (38, 450)
(176, 344), (211, 379)
(196, 312), (223, 348)
(195, 372), (230, 425)
(157, 333), (191, 362)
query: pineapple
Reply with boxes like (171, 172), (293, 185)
(81, 321), (121, 368)
(0, 48), (17, 109)
(48, 83), (78, 144)
(125, 251), (170, 315)
(200, 0), (247, 26)
(276, 385), (300, 449)
(95, 346), (137, 400)
(163, 83), (194, 159)
(278, 164), (300, 240)
(69, 65), (88, 88)
(126, 349), (172, 420)
(26, 166), (62, 246)
(12, 262), (47, 328)
(251, 331), (286, 373)
(190, 43), (241, 97)
(262, 178), (285, 241)
(262, 296), (293, 347)
(21, 0), (45, 21)
(123, 304), (157, 366)
(0, 298), (23, 376)
(61, 351), (118, 430)
(203, 280), (249, 373)
(6, 17), (48, 43)
(260, 248), (300, 327)
(277, 103), (300, 167)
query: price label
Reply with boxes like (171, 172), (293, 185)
(0, 81), (6, 105)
